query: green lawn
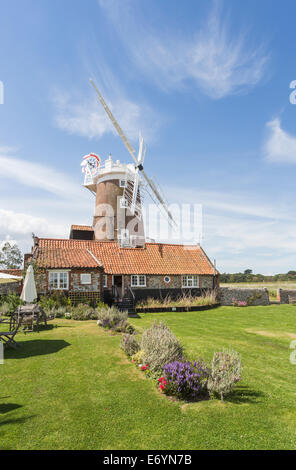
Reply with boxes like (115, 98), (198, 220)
(1, 305), (296, 450)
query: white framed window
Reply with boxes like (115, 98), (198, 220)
(103, 274), (108, 288)
(80, 273), (91, 285)
(119, 179), (127, 188)
(49, 271), (69, 290)
(164, 276), (171, 284)
(131, 275), (146, 287)
(182, 275), (199, 288)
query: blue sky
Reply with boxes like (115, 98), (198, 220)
(0, 0), (296, 274)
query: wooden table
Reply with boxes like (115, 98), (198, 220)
(10, 305), (47, 332)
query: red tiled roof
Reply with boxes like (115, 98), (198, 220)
(70, 225), (94, 232)
(35, 238), (216, 275)
(36, 248), (100, 269)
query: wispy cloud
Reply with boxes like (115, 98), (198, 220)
(98, 0), (269, 99)
(166, 187), (293, 222)
(0, 147), (92, 252)
(264, 118), (296, 164)
(0, 148), (82, 199)
(53, 87), (162, 143)
(160, 185), (296, 273)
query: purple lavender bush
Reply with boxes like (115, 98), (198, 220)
(163, 360), (210, 400)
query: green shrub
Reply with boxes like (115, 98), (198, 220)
(136, 291), (217, 309)
(40, 298), (107, 320)
(1, 292), (23, 315)
(125, 323), (135, 334)
(140, 321), (184, 376)
(71, 303), (97, 321)
(207, 348), (242, 401)
(39, 295), (56, 313)
(97, 306), (135, 333)
(131, 349), (145, 365)
(52, 306), (68, 318)
(95, 301), (108, 311)
(0, 302), (10, 316)
(39, 292), (72, 314)
(120, 334), (140, 357)
(97, 306), (127, 329)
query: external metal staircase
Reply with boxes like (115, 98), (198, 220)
(112, 286), (138, 317)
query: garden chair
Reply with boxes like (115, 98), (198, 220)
(21, 314), (35, 333)
(0, 310), (21, 349)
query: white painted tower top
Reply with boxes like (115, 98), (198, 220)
(81, 154), (136, 193)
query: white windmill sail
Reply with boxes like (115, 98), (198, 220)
(89, 78), (176, 227)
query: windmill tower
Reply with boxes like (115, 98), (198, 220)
(82, 151), (145, 247)
(81, 79), (175, 247)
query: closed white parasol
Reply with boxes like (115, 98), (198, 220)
(20, 265), (37, 303)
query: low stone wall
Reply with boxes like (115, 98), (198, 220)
(277, 288), (296, 304)
(0, 281), (21, 296)
(218, 287), (269, 306)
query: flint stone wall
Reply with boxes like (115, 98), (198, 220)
(219, 287), (269, 306)
(0, 281), (21, 295)
(277, 288), (296, 304)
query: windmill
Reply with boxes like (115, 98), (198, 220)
(81, 79), (175, 247)
(89, 79), (175, 227)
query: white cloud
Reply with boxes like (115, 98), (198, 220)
(165, 187), (292, 221)
(0, 209), (66, 237)
(53, 89), (161, 143)
(0, 147), (93, 253)
(0, 149), (82, 199)
(0, 208), (69, 254)
(264, 118), (296, 164)
(160, 185), (296, 273)
(98, 1), (269, 99)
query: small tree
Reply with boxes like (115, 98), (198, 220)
(244, 269), (253, 275)
(0, 242), (23, 269)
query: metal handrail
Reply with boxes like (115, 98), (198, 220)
(112, 285), (120, 300)
(127, 285), (135, 302)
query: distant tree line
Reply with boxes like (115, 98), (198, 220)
(220, 269), (296, 283)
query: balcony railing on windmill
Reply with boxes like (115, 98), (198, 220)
(83, 161), (107, 185)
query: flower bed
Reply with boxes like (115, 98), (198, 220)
(120, 320), (243, 402)
(97, 306), (135, 334)
(136, 292), (218, 312)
